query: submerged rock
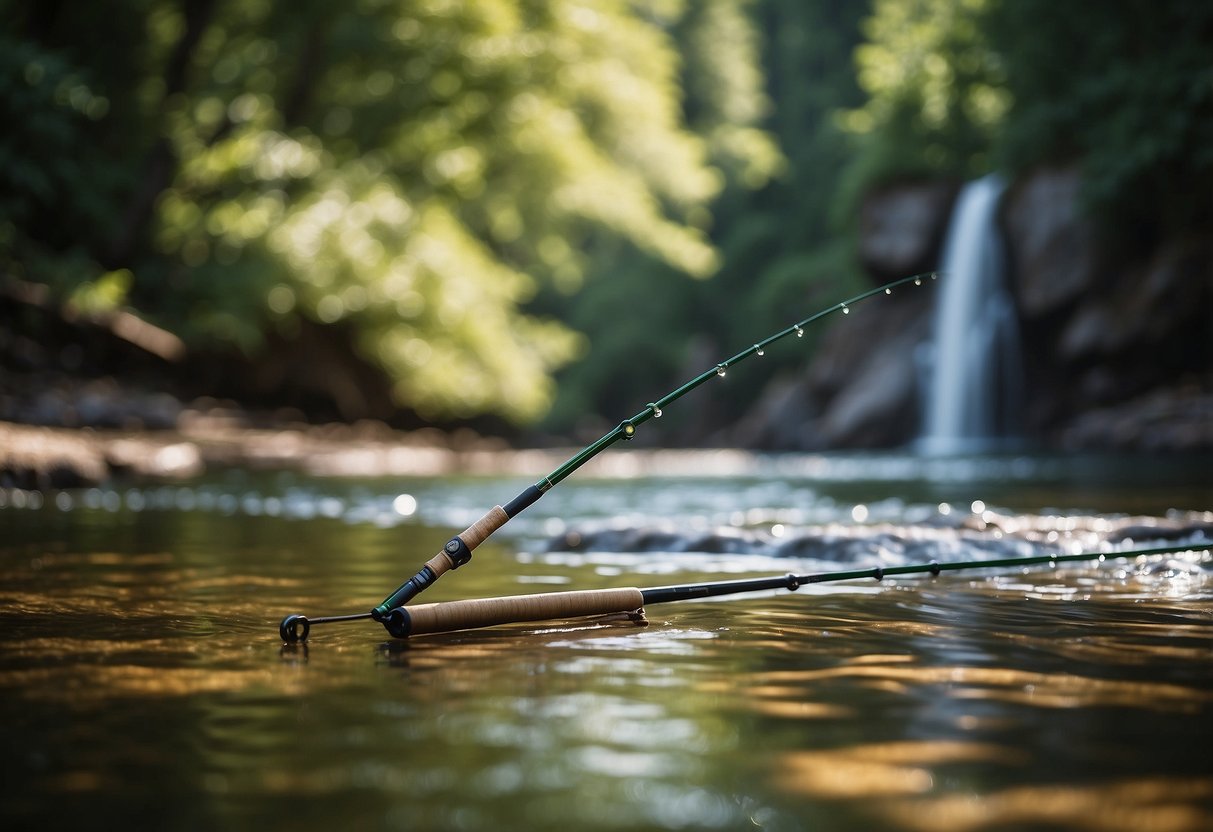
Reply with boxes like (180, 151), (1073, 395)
(543, 510), (1213, 570)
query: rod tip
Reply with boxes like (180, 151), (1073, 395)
(280, 614), (310, 643)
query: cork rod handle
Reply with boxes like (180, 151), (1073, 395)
(375, 506), (512, 614)
(387, 587), (646, 637)
(428, 506), (510, 579)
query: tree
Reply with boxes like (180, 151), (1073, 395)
(984, 0), (1213, 244)
(537, 0), (790, 438)
(837, 0), (1213, 246)
(2, 0), (760, 424)
(837, 0), (1007, 195)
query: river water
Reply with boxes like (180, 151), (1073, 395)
(1, 450), (1211, 831)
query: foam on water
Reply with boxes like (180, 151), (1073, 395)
(3, 454), (1209, 596)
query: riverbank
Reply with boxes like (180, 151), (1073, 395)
(1, 409), (773, 491)
(0, 413), (512, 490)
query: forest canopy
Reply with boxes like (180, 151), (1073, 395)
(2, 0), (778, 424)
(2, 0), (1208, 432)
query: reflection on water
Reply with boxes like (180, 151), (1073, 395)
(0, 458), (1211, 830)
(773, 740), (1026, 798)
(879, 777), (1213, 832)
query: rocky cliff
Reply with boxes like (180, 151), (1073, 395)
(731, 167), (1212, 452)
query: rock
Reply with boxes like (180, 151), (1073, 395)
(105, 439), (204, 479)
(1106, 520), (1213, 544)
(1135, 236), (1212, 344)
(728, 286), (936, 451)
(1059, 236), (1212, 364)
(1003, 166), (1099, 316)
(727, 375), (813, 450)
(543, 513), (1213, 562)
(858, 180), (959, 279)
(814, 335), (921, 447)
(0, 421), (205, 489)
(1058, 386), (1213, 451)
(1058, 302), (1120, 361)
(0, 422), (110, 489)
(802, 288), (934, 448)
(1048, 235), (1212, 431)
(789, 178), (1209, 451)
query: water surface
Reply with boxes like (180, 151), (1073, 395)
(1, 451), (1210, 830)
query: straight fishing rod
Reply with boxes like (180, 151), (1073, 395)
(286, 544), (1207, 641)
(278, 271), (939, 643)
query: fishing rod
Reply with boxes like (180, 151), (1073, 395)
(278, 271), (939, 643)
(282, 544), (1207, 642)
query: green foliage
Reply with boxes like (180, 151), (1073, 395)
(0, 31), (114, 290)
(5, 0), (1207, 437)
(840, 0), (1213, 246)
(538, 254), (687, 436)
(2, 0), (760, 425)
(984, 0), (1213, 239)
(67, 270), (134, 315)
(678, 0), (784, 189)
(838, 0), (1007, 200)
(150, 0), (744, 422)
(540, 0), (867, 437)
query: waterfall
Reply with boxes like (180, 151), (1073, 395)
(918, 175), (1023, 454)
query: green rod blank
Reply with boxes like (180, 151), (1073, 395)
(536, 271), (938, 490)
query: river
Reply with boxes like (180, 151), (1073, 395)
(1, 450), (1210, 830)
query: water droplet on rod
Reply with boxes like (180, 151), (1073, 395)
(884, 287), (892, 295)
(754, 345), (764, 356)
(914, 277), (922, 286)
(841, 304), (849, 314)
(648, 403), (662, 418)
(794, 325), (804, 338)
(716, 364), (727, 377)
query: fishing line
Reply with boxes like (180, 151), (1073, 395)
(280, 272), (940, 642)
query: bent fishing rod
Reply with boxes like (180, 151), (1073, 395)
(278, 272), (939, 643)
(282, 543), (1207, 642)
